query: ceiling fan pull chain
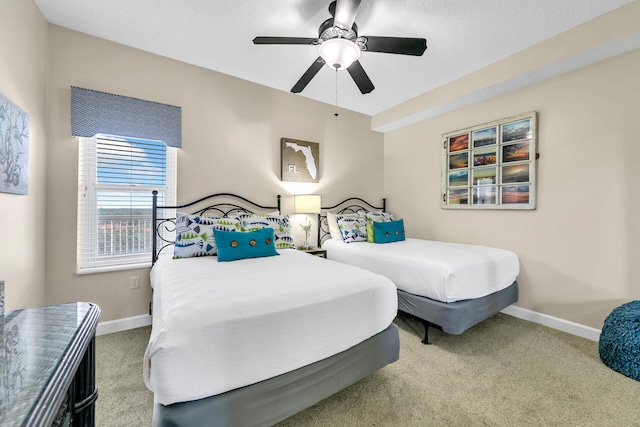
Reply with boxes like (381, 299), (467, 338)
(335, 69), (339, 118)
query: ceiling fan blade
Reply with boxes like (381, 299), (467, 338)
(253, 37), (319, 45)
(291, 57), (325, 93)
(333, 0), (361, 31)
(359, 36), (427, 56)
(347, 60), (374, 94)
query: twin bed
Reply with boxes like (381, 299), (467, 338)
(144, 192), (519, 426)
(318, 197), (519, 344)
(144, 193), (399, 427)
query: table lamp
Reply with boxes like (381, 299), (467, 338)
(294, 195), (322, 249)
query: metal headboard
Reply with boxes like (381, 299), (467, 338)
(318, 197), (386, 246)
(151, 191), (281, 264)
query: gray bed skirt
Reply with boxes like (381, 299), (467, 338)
(153, 322), (400, 427)
(398, 281), (519, 335)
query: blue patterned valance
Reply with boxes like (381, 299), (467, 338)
(71, 86), (182, 148)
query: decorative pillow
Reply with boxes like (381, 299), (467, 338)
(326, 212), (342, 240)
(232, 210), (280, 217)
(373, 219), (405, 244)
(237, 213), (294, 249)
(173, 213), (240, 258)
(336, 213), (367, 243)
(365, 211), (396, 243)
(214, 228), (280, 262)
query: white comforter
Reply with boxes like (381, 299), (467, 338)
(322, 238), (519, 303)
(143, 249), (397, 406)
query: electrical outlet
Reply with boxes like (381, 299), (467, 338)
(130, 276), (140, 289)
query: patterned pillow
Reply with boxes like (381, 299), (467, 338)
(231, 210), (280, 217)
(237, 213), (294, 249)
(336, 213), (367, 243)
(373, 219), (405, 244)
(366, 211), (396, 243)
(214, 228), (279, 262)
(173, 213), (240, 258)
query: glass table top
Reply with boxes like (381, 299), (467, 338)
(0, 302), (99, 426)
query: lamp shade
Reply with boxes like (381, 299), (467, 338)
(294, 195), (322, 214)
(319, 38), (361, 70)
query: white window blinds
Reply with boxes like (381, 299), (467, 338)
(77, 135), (176, 273)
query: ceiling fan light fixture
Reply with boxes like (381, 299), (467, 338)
(319, 38), (361, 70)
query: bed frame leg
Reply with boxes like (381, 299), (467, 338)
(421, 321), (431, 345)
(421, 320), (444, 345)
(398, 311), (440, 345)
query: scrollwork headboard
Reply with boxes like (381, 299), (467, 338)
(318, 197), (386, 246)
(151, 191), (281, 264)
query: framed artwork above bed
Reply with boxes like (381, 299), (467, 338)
(281, 138), (320, 183)
(441, 111), (537, 210)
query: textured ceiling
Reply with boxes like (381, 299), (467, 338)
(35, 0), (634, 116)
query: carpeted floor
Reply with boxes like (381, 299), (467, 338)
(95, 313), (640, 426)
(96, 326), (154, 426)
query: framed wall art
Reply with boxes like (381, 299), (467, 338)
(441, 112), (537, 210)
(281, 138), (320, 183)
(0, 92), (30, 195)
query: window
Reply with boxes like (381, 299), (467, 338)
(77, 135), (176, 273)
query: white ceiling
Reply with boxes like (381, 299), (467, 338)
(35, 0), (634, 116)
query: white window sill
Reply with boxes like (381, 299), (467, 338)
(76, 262), (152, 275)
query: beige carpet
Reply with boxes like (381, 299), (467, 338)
(95, 313), (640, 426)
(96, 326), (154, 426)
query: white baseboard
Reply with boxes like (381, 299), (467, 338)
(501, 305), (601, 342)
(96, 314), (152, 336)
(95, 306), (601, 342)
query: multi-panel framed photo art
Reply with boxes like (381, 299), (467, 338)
(441, 112), (537, 210)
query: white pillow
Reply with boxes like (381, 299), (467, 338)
(326, 212), (341, 240)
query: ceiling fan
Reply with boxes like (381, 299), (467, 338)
(253, 0), (427, 94)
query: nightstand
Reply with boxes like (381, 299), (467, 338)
(296, 247), (327, 258)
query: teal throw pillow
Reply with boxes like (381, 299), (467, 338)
(373, 219), (405, 244)
(213, 228), (280, 262)
(365, 212), (396, 243)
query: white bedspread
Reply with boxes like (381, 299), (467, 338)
(143, 249), (397, 406)
(322, 238), (519, 303)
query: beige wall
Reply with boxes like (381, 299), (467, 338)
(0, 0), (49, 310)
(6, 0), (635, 333)
(383, 48), (640, 330)
(45, 26), (384, 322)
(373, 1), (640, 133)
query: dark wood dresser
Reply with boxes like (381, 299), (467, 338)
(0, 302), (101, 426)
